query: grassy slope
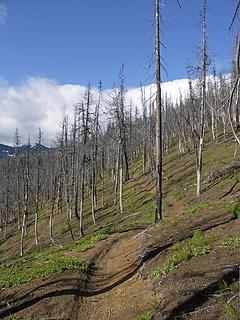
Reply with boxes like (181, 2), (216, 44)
(0, 130), (240, 289)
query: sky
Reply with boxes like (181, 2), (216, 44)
(0, 0), (238, 145)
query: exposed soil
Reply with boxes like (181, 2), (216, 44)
(0, 209), (239, 320)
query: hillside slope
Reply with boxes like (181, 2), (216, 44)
(0, 132), (239, 320)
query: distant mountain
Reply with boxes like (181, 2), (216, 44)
(0, 143), (49, 157)
(0, 144), (14, 156)
(30, 143), (49, 152)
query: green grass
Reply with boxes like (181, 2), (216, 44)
(176, 288), (189, 297)
(183, 200), (212, 216)
(3, 316), (53, 320)
(222, 236), (240, 247)
(219, 280), (229, 290)
(72, 228), (117, 252)
(219, 302), (240, 320)
(233, 203), (240, 218)
(137, 311), (154, 320)
(152, 231), (213, 277)
(230, 282), (240, 294)
(173, 191), (185, 201)
(203, 142), (232, 168)
(226, 202), (240, 218)
(0, 247), (86, 289)
(219, 279), (240, 294)
(0, 227), (121, 289)
(133, 208), (155, 226)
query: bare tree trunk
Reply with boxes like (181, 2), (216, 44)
(35, 128), (42, 245)
(101, 149), (105, 207)
(196, 0), (207, 198)
(211, 107), (216, 141)
(20, 139), (30, 256)
(4, 158), (10, 238)
(119, 152), (124, 214)
(56, 177), (63, 215)
(49, 177), (57, 244)
(78, 87), (91, 237)
(14, 129), (21, 231)
(71, 107), (77, 218)
(141, 85), (147, 174)
(114, 146), (120, 205)
(229, 36), (240, 145)
(20, 205), (27, 256)
(79, 161), (85, 238)
(91, 172), (96, 224)
(236, 82), (240, 130)
(155, 0), (163, 222)
(63, 118), (73, 220)
(148, 92), (155, 175)
(222, 113), (227, 139)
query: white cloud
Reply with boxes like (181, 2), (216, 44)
(0, 76), (190, 146)
(127, 78), (190, 108)
(0, 3), (7, 25)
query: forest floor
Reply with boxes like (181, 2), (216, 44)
(0, 131), (240, 320)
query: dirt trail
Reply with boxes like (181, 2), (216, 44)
(0, 210), (238, 320)
(76, 231), (154, 320)
(85, 231), (142, 291)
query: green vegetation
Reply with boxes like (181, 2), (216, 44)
(232, 203), (240, 218)
(0, 227), (120, 289)
(137, 311), (154, 320)
(219, 280), (229, 290)
(3, 316), (53, 320)
(0, 248), (85, 289)
(133, 208), (155, 226)
(219, 302), (240, 320)
(173, 191), (185, 201)
(137, 299), (158, 320)
(176, 288), (189, 297)
(183, 200), (212, 215)
(225, 201), (240, 218)
(203, 142), (232, 168)
(217, 278), (240, 319)
(219, 279), (240, 294)
(230, 282), (240, 294)
(72, 228), (117, 252)
(222, 236), (240, 247)
(152, 231), (213, 277)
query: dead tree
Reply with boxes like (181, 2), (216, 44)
(155, 0), (163, 222)
(230, 0), (240, 30)
(20, 137), (31, 256)
(228, 36), (240, 145)
(196, 0), (209, 197)
(14, 129), (21, 231)
(79, 85), (92, 237)
(141, 84), (147, 174)
(49, 176), (57, 245)
(34, 128), (42, 245)
(118, 65), (130, 182)
(91, 81), (102, 224)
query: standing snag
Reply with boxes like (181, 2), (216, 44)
(155, 0), (163, 222)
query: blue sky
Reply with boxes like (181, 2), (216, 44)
(0, 0), (238, 145)
(0, 0), (237, 88)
